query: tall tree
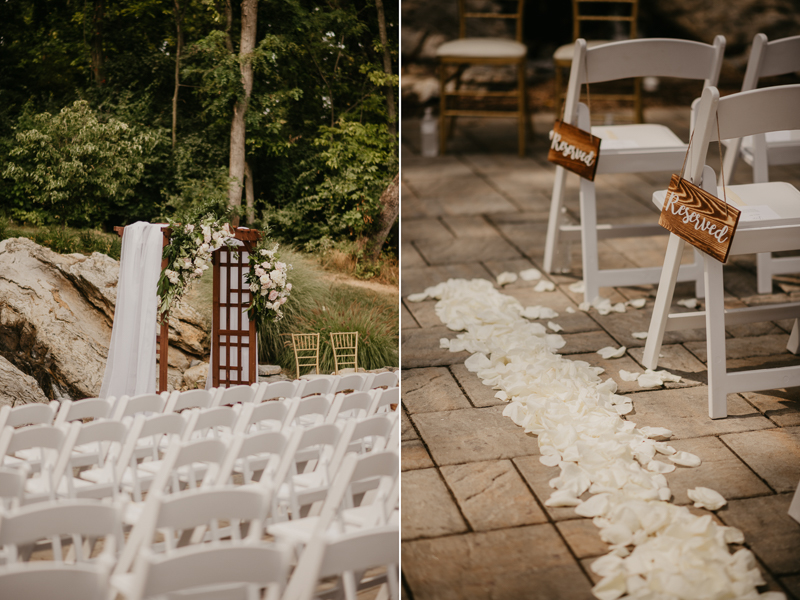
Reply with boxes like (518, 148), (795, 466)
(374, 0), (396, 137)
(172, 0), (185, 148)
(228, 0), (258, 225)
(91, 0), (105, 86)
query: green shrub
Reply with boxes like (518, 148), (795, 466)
(2, 100), (161, 228)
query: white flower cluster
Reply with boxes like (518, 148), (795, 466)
(248, 245), (292, 319)
(410, 278), (781, 600)
(163, 222), (233, 287)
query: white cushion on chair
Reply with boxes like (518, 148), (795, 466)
(592, 124), (686, 150)
(437, 38), (527, 59)
(553, 39), (614, 62)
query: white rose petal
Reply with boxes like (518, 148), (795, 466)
(631, 331), (649, 339)
(547, 321), (563, 332)
(522, 306), (559, 320)
(534, 280), (556, 292)
(578, 302), (591, 312)
(519, 268), (542, 281)
(597, 346), (626, 359)
(407, 293), (427, 302)
(496, 272), (518, 286)
(639, 426), (673, 441)
(687, 487), (727, 510)
(627, 298), (647, 309)
(439, 338), (450, 349)
(637, 371), (664, 388)
(544, 489), (582, 507)
(619, 370), (641, 382)
(669, 451), (702, 467)
(568, 280), (585, 293)
(565, 306), (576, 313)
(646, 460), (676, 474)
(677, 298), (698, 309)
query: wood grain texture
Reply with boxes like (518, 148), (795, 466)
(547, 120), (601, 181)
(659, 174), (741, 263)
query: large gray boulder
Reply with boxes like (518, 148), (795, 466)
(0, 237), (210, 401)
(0, 355), (49, 407)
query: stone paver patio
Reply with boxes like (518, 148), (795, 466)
(400, 109), (800, 599)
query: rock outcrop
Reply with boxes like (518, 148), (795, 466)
(0, 355), (49, 406)
(0, 237), (210, 401)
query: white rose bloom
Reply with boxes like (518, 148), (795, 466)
(261, 288), (268, 296)
(286, 283), (293, 291)
(260, 249), (268, 256)
(260, 274), (269, 285)
(200, 243), (209, 253)
(250, 283), (259, 293)
(194, 257), (205, 267)
(202, 226), (212, 243)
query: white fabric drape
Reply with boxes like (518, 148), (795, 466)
(100, 222), (164, 399)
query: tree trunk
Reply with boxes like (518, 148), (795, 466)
(244, 161), (254, 225)
(228, 0), (258, 227)
(91, 0), (105, 86)
(367, 174), (399, 261)
(374, 0), (396, 136)
(172, 0), (184, 149)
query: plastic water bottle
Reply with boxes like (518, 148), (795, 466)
(421, 107), (438, 157)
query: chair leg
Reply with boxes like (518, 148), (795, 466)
(438, 63), (448, 155)
(642, 234), (685, 370)
(788, 319), (800, 355)
(543, 165), (570, 274)
(756, 252), (773, 294)
(790, 478), (800, 524)
(704, 256), (728, 419)
(579, 176), (601, 304)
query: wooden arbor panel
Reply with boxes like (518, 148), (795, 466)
(212, 229), (261, 388)
(115, 225), (261, 392)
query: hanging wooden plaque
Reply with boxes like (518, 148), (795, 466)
(548, 120), (601, 181)
(658, 174), (741, 263)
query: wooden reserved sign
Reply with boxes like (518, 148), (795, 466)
(658, 174), (741, 263)
(548, 120), (601, 181)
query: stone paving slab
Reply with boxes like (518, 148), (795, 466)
(569, 352), (657, 394)
(449, 363), (505, 408)
(719, 494), (800, 576)
(720, 428), (800, 493)
(628, 344), (708, 388)
(403, 299), (442, 329)
(560, 330), (620, 355)
(401, 439), (435, 472)
(402, 525), (595, 600)
(556, 519), (610, 559)
(412, 405), (540, 466)
(401, 468), (468, 540)
(741, 388), (800, 427)
(663, 436), (772, 504)
(401, 263), (494, 295)
(685, 333), (794, 363)
(627, 386), (774, 439)
(440, 459), (548, 531)
(401, 302), (419, 329)
(401, 367), (472, 414)
(402, 217), (455, 242)
(414, 237), (522, 266)
(401, 327), (470, 369)
(512, 455), (588, 522)
(440, 215), (499, 239)
(401, 241), (427, 269)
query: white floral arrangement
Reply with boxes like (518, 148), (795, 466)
(245, 239), (292, 324)
(157, 214), (237, 319)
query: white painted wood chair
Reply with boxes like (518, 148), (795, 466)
(642, 84), (800, 419)
(720, 33), (800, 294)
(543, 36), (726, 303)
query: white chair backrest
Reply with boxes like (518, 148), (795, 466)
(564, 36), (725, 123)
(0, 559), (112, 600)
(0, 499), (123, 563)
(216, 385), (256, 407)
(166, 389), (215, 413)
(0, 465), (28, 511)
(290, 395), (332, 428)
(299, 377), (335, 397)
(154, 487), (269, 550)
(693, 85), (800, 181)
(183, 406), (239, 442)
(241, 400), (289, 434)
(130, 542), (290, 600)
(54, 398), (112, 425)
(5, 402), (58, 428)
(328, 391), (375, 423)
(114, 394), (165, 421)
(294, 423), (341, 478)
(741, 33), (800, 91)
(332, 373), (370, 394)
(262, 380), (298, 401)
(169, 438), (230, 491)
(350, 414), (393, 452)
(371, 387), (399, 415)
(369, 371), (398, 389)
(317, 525), (399, 587)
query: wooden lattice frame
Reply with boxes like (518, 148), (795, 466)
(330, 332), (359, 374)
(115, 225), (261, 392)
(291, 333), (320, 379)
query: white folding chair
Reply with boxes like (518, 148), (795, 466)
(164, 388), (215, 413)
(0, 401), (59, 431)
(543, 36), (726, 303)
(0, 465), (28, 512)
(312, 526), (400, 600)
(261, 380), (300, 401)
(720, 33), (800, 293)
(57, 420), (129, 500)
(111, 393), (166, 422)
(369, 371), (398, 390)
(326, 392), (375, 423)
(181, 405), (241, 442)
(0, 558), (113, 600)
(642, 84), (800, 419)
(214, 384), (257, 407)
(285, 395), (333, 430)
(237, 400), (289, 434)
(53, 398), (112, 425)
(299, 377), (336, 397)
(370, 387), (399, 416)
(125, 542), (291, 600)
(332, 373), (372, 394)
(0, 499), (123, 564)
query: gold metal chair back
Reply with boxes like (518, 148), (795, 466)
(330, 332), (359, 375)
(292, 333), (320, 379)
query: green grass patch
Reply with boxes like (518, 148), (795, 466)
(0, 219), (121, 259)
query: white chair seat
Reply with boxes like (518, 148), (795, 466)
(653, 181), (800, 229)
(593, 124), (686, 150)
(436, 38), (526, 59)
(554, 39), (613, 62)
